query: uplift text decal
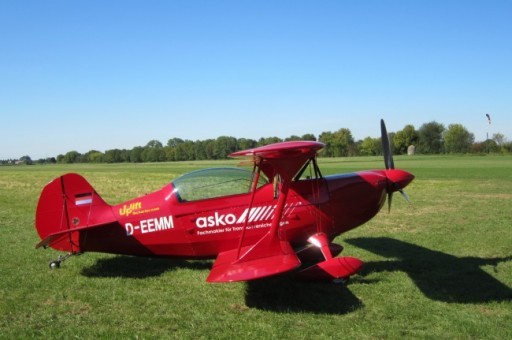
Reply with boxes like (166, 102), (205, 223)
(119, 202), (160, 216)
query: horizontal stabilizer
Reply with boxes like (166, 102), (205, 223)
(35, 223), (108, 249)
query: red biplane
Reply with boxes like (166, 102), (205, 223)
(35, 120), (413, 282)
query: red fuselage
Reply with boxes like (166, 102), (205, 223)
(76, 169), (413, 258)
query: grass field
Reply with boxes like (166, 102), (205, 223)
(1, 155), (511, 339)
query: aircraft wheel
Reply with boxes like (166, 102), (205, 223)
(332, 277), (349, 285)
(49, 261), (60, 269)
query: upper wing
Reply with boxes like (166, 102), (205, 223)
(230, 141), (324, 159)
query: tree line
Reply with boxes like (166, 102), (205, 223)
(3, 121), (511, 165)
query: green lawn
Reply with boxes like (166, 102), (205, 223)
(1, 155), (511, 339)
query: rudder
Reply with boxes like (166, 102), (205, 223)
(35, 173), (116, 252)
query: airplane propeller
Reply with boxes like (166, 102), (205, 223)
(380, 119), (412, 212)
(381, 119), (394, 171)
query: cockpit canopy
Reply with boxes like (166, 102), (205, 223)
(172, 167), (268, 202)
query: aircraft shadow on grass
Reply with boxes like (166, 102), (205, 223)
(346, 237), (512, 304)
(81, 256), (363, 314)
(80, 236), (510, 313)
(81, 256), (212, 279)
(244, 274), (363, 314)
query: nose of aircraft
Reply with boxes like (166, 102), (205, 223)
(386, 169), (414, 192)
(383, 168), (414, 212)
(380, 120), (414, 211)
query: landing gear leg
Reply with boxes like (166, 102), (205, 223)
(297, 233), (363, 281)
(48, 252), (78, 269)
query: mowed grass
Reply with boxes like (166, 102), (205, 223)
(1, 155), (511, 339)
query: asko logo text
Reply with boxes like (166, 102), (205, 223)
(195, 205), (277, 228)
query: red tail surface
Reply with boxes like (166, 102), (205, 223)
(35, 173), (116, 252)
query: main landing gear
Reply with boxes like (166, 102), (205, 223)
(296, 232), (364, 282)
(332, 277), (350, 285)
(48, 252), (80, 269)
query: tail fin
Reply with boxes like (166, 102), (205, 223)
(35, 173), (116, 252)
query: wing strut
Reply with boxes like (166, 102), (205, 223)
(207, 171), (300, 282)
(207, 142), (324, 282)
(235, 164), (260, 259)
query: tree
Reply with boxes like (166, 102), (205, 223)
(183, 140), (198, 160)
(60, 151), (81, 163)
(167, 138), (185, 148)
(257, 137), (282, 147)
(285, 135), (302, 141)
(443, 124), (474, 153)
(333, 128), (355, 157)
(359, 137), (381, 156)
(318, 131), (334, 157)
(492, 133), (506, 146)
(319, 128), (354, 157)
(237, 138), (257, 151)
(502, 141), (512, 153)
(104, 149), (125, 163)
(393, 125), (417, 155)
(130, 146), (144, 162)
(492, 133), (508, 153)
(417, 121), (445, 154)
(214, 136), (238, 159)
(173, 142), (188, 161)
(19, 155), (33, 165)
(301, 133), (317, 141)
(142, 140), (164, 162)
(146, 140), (163, 148)
(142, 147), (164, 162)
(202, 139), (215, 159)
(471, 140), (499, 153)
(85, 150), (104, 163)
(43, 119), (506, 163)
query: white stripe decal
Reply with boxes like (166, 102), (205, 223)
(248, 207), (262, 222)
(237, 209), (250, 224)
(263, 206), (273, 221)
(255, 205), (271, 222)
(76, 198), (93, 206)
(235, 204), (285, 224)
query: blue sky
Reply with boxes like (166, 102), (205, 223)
(1, 1), (511, 159)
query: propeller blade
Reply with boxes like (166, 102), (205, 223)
(387, 187), (411, 213)
(398, 188), (411, 204)
(380, 119), (394, 170)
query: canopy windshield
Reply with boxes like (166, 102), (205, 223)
(172, 167), (268, 202)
